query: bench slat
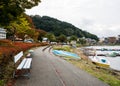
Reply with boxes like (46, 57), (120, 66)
(23, 58), (32, 69)
(14, 51), (23, 63)
(17, 58), (27, 70)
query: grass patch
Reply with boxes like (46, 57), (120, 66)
(53, 45), (71, 52)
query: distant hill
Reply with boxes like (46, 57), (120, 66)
(30, 15), (99, 41)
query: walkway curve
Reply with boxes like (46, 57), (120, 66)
(16, 46), (109, 86)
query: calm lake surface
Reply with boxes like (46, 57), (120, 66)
(85, 46), (120, 71)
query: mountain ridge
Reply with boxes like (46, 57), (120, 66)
(30, 15), (99, 41)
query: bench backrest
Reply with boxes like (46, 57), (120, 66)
(14, 51), (23, 63)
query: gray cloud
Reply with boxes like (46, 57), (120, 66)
(26, 0), (120, 38)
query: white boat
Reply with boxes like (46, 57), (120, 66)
(91, 56), (110, 68)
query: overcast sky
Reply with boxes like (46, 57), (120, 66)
(26, 0), (120, 38)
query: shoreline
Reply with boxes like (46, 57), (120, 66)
(52, 45), (120, 86)
(68, 48), (120, 86)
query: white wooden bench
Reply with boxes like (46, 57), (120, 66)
(13, 51), (32, 79)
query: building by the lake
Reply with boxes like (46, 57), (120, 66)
(99, 35), (120, 44)
(0, 28), (6, 39)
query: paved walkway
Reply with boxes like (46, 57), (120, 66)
(15, 47), (109, 86)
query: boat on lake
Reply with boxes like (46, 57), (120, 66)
(86, 46), (120, 71)
(91, 56), (110, 68)
(105, 52), (119, 57)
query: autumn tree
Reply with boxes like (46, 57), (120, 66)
(25, 15), (36, 29)
(0, 0), (41, 25)
(7, 15), (30, 38)
(37, 29), (47, 41)
(6, 14), (40, 41)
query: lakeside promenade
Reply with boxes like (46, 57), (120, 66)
(15, 47), (109, 86)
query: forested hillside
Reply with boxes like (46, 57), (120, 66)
(30, 15), (99, 41)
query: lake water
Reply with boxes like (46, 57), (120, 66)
(85, 46), (120, 71)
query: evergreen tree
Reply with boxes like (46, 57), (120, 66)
(57, 34), (67, 43)
(46, 33), (56, 42)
